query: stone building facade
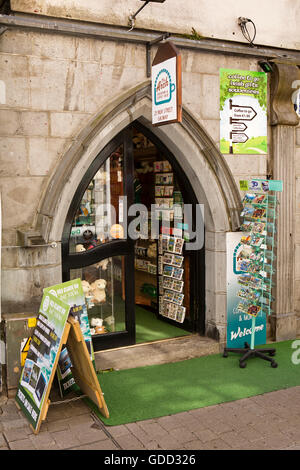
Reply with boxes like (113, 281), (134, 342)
(0, 0), (300, 391)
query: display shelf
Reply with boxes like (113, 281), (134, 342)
(223, 179), (282, 368)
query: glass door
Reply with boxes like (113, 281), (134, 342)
(62, 129), (136, 350)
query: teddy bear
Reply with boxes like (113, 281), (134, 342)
(90, 279), (107, 304)
(81, 280), (92, 296)
(90, 317), (107, 335)
(147, 242), (157, 259)
(96, 258), (111, 271)
(76, 244), (86, 252)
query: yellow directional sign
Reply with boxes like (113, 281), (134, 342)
(21, 337), (31, 367)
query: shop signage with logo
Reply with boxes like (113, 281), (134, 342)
(152, 41), (182, 126)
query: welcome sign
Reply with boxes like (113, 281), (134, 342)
(152, 41), (182, 126)
(226, 233), (266, 348)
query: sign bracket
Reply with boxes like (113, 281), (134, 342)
(146, 32), (170, 77)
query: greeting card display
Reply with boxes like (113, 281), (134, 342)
(158, 234), (186, 323)
(224, 179), (282, 368)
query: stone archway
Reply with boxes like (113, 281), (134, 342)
(36, 81), (242, 341)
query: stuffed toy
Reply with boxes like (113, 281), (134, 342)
(76, 244), (85, 252)
(147, 242), (157, 259)
(90, 317), (107, 334)
(96, 258), (110, 271)
(81, 280), (92, 296)
(90, 279), (107, 304)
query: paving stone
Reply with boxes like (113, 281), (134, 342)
(155, 434), (183, 450)
(183, 439), (207, 450)
(9, 438), (34, 450)
(71, 424), (108, 445)
(115, 433), (147, 450)
(106, 424), (131, 438)
(124, 422), (153, 446)
(168, 426), (195, 445)
(73, 439), (119, 450)
(200, 438), (233, 450)
(51, 428), (81, 449)
(4, 426), (33, 442)
(0, 433), (7, 446)
(156, 415), (183, 431)
(30, 431), (57, 450)
(136, 421), (168, 439)
(192, 428), (218, 443)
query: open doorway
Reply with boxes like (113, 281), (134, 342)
(62, 122), (204, 351)
(132, 126), (192, 343)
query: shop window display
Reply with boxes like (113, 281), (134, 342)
(66, 127), (194, 346)
(69, 146), (125, 254)
(70, 256), (126, 336)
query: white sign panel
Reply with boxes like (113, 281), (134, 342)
(152, 56), (178, 125)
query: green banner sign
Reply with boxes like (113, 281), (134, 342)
(16, 292), (70, 431)
(44, 279), (95, 396)
(220, 68), (267, 155)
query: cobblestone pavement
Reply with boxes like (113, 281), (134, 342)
(1, 386), (300, 450)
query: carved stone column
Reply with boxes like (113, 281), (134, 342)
(270, 62), (300, 340)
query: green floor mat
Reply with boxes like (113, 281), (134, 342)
(135, 306), (191, 343)
(89, 299), (191, 343)
(87, 340), (300, 426)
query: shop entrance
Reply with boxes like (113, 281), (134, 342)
(62, 122), (205, 351)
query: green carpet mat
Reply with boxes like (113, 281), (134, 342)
(89, 299), (191, 343)
(87, 340), (300, 426)
(135, 306), (191, 343)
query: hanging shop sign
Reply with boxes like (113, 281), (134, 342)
(152, 41), (182, 126)
(226, 232), (266, 348)
(220, 69), (267, 155)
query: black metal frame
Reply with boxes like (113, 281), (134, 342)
(61, 121), (205, 351)
(223, 342), (278, 368)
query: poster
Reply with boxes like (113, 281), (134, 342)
(220, 69), (267, 154)
(44, 279), (94, 396)
(15, 292), (70, 431)
(226, 233), (266, 348)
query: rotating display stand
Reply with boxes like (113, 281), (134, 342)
(223, 179), (282, 368)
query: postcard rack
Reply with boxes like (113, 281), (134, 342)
(223, 180), (279, 368)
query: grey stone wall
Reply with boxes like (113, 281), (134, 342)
(0, 27), (296, 346)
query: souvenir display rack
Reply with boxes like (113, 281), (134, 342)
(223, 179), (280, 368)
(158, 234), (186, 323)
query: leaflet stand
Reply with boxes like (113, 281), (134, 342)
(223, 179), (282, 368)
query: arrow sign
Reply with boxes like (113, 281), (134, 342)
(231, 122), (247, 132)
(231, 105), (257, 121)
(231, 133), (249, 143)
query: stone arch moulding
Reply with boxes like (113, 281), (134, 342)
(34, 81), (241, 244)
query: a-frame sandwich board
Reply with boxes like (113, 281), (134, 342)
(16, 292), (109, 434)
